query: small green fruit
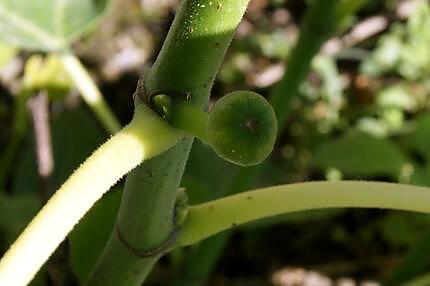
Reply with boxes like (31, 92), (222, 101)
(208, 91), (277, 166)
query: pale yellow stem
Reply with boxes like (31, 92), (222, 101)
(0, 103), (183, 286)
(178, 181), (430, 247)
(60, 52), (121, 134)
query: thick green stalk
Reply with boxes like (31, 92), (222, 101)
(269, 0), (337, 129)
(86, 1), (250, 285)
(178, 181), (430, 247)
(85, 138), (193, 285)
(144, 0), (249, 107)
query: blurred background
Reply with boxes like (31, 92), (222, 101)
(1, 0), (430, 285)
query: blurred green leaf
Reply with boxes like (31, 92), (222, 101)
(0, 0), (111, 51)
(412, 114), (430, 161)
(386, 228), (430, 286)
(0, 194), (39, 244)
(313, 132), (409, 177)
(381, 213), (430, 248)
(410, 166), (430, 187)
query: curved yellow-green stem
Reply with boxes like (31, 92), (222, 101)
(60, 52), (121, 134)
(178, 181), (430, 247)
(0, 103), (183, 286)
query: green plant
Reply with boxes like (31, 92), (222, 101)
(1, 0), (430, 285)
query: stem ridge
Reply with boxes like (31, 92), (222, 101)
(115, 224), (180, 258)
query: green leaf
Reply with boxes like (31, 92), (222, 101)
(386, 228), (430, 285)
(413, 114), (430, 161)
(313, 132), (409, 177)
(0, 0), (111, 51)
(381, 213), (430, 248)
(0, 194), (40, 244)
(410, 166), (430, 187)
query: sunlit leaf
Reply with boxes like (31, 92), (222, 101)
(0, 0), (111, 51)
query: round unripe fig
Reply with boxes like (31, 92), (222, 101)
(208, 91), (277, 166)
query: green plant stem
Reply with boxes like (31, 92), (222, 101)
(86, 1), (250, 285)
(152, 95), (209, 141)
(60, 52), (121, 134)
(269, 0), (336, 129)
(170, 102), (209, 141)
(177, 181), (430, 247)
(0, 103), (183, 286)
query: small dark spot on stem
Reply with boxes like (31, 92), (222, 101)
(231, 223), (237, 228)
(247, 196), (253, 200)
(208, 205), (214, 211)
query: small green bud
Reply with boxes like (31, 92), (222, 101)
(208, 91), (277, 166)
(152, 91), (277, 167)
